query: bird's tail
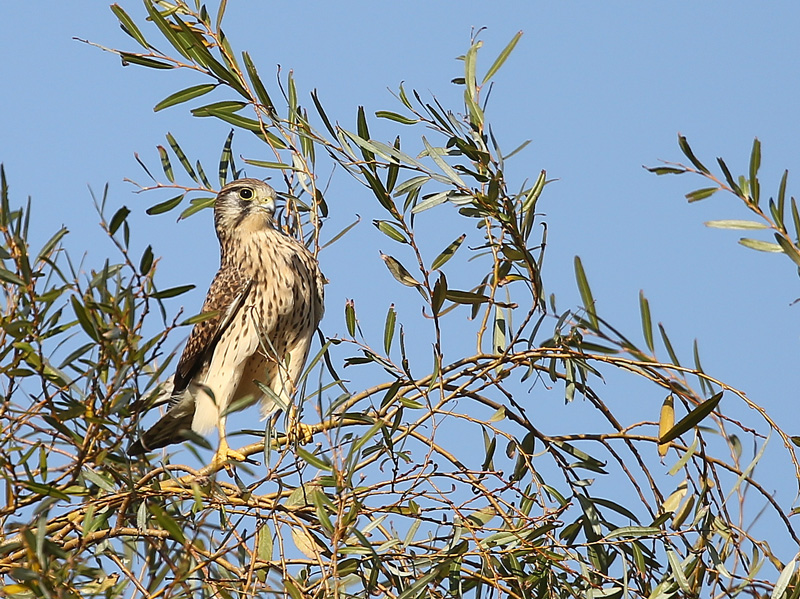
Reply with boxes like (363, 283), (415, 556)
(127, 411), (194, 456)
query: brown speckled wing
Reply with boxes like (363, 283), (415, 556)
(172, 267), (253, 394)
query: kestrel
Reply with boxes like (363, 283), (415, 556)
(128, 179), (325, 466)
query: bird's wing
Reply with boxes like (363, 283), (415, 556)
(127, 268), (252, 456)
(172, 267), (253, 396)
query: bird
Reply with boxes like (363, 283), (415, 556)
(128, 178), (325, 467)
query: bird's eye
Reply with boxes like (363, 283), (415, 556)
(238, 188), (254, 200)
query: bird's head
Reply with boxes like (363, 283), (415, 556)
(214, 178), (277, 241)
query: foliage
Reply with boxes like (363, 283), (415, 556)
(1, 1), (799, 598)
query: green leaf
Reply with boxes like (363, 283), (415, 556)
(717, 157), (743, 196)
(431, 234), (466, 270)
(166, 132), (197, 181)
(181, 310), (220, 326)
(82, 468), (116, 493)
(110, 4), (149, 49)
(154, 84), (217, 112)
(256, 524), (274, 563)
(373, 220), (408, 244)
(677, 134), (710, 174)
(0, 267), (25, 286)
(685, 187), (718, 203)
(108, 206), (130, 235)
(375, 110), (418, 125)
(344, 300), (357, 337)
(573, 256), (598, 330)
(659, 392), (723, 444)
(482, 30), (523, 85)
(21, 481), (70, 500)
(749, 137), (761, 204)
(380, 254), (420, 288)
(774, 233), (800, 267)
(151, 284), (195, 299)
(139, 245), (154, 275)
(157, 145), (174, 183)
(704, 219), (768, 230)
(179, 196), (215, 220)
(242, 51), (275, 111)
(645, 166), (687, 176)
(146, 194), (184, 215)
(384, 305), (396, 355)
(422, 136), (466, 188)
(738, 238), (783, 253)
(149, 502), (186, 544)
(639, 290), (654, 353)
(219, 129), (235, 185)
(445, 290), (490, 305)
(658, 323), (680, 366)
(120, 53), (174, 69)
(605, 526), (661, 539)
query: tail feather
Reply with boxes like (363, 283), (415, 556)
(128, 410), (194, 456)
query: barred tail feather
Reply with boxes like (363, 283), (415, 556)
(127, 411), (194, 456)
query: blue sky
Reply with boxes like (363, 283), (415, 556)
(2, 1), (800, 563)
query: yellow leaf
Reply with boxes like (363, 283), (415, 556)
(658, 395), (675, 458)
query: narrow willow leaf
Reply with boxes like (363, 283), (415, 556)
(154, 83), (216, 112)
(482, 30), (523, 85)
(380, 254), (420, 288)
(375, 110), (417, 125)
(445, 289), (490, 305)
(411, 191), (450, 214)
(256, 523), (273, 563)
(219, 129), (234, 185)
(666, 549), (691, 593)
(704, 219), (767, 230)
(146, 194), (184, 215)
(658, 323), (680, 366)
(181, 310), (220, 326)
(658, 395), (674, 458)
(242, 51), (274, 111)
(646, 166), (687, 175)
(242, 159), (298, 170)
(660, 392), (723, 444)
(151, 284), (195, 299)
(166, 133), (197, 181)
(573, 256), (598, 330)
(431, 234), (466, 270)
(373, 220), (408, 244)
(108, 206), (130, 235)
(639, 290), (654, 353)
(157, 146), (174, 183)
(344, 300), (356, 337)
(422, 136), (466, 187)
(179, 196), (215, 220)
(738, 238), (783, 252)
(120, 53), (173, 69)
(685, 187), (718, 203)
(749, 137), (761, 204)
(384, 304), (396, 355)
(139, 245), (154, 275)
(149, 502), (186, 544)
(677, 134), (710, 174)
(110, 4), (149, 49)
(717, 157), (743, 196)
(774, 234), (800, 267)
(605, 526), (661, 539)
(773, 558), (796, 599)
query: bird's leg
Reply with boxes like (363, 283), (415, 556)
(212, 413), (247, 471)
(285, 403), (313, 445)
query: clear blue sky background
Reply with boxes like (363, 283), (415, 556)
(2, 1), (799, 562)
